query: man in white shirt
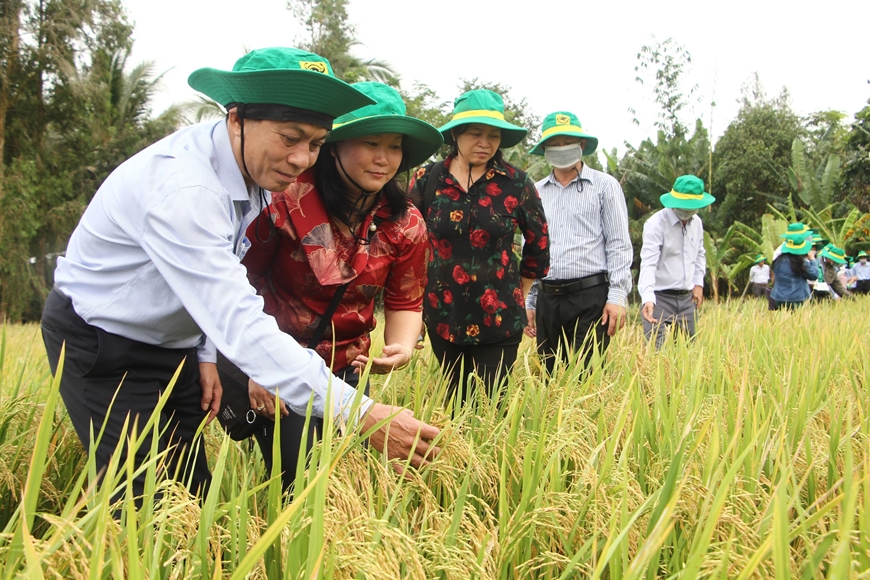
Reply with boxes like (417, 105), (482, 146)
(638, 175), (715, 349)
(41, 48), (440, 499)
(749, 255), (771, 297)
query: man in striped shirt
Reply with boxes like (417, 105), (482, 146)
(524, 112), (632, 373)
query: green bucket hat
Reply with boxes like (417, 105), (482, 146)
(820, 245), (847, 264)
(780, 222), (810, 238)
(529, 111), (599, 156)
(187, 47), (374, 126)
(781, 232), (813, 255)
(438, 90), (528, 149)
(660, 175), (716, 210)
(325, 82), (443, 169)
(754, 254), (767, 264)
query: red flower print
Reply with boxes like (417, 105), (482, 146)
(443, 289), (453, 304)
(469, 229), (490, 249)
(479, 196), (492, 207)
(501, 250), (510, 266)
(436, 323), (451, 340)
(542, 222), (548, 234)
(525, 257), (538, 269)
(438, 239), (453, 260)
(496, 268), (504, 279)
(538, 236), (548, 250)
(504, 196), (518, 213)
(467, 324), (481, 337)
(513, 287), (524, 305)
(442, 187), (460, 201)
(485, 182), (502, 196)
(450, 210), (464, 222)
(483, 316), (492, 327)
(428, 292), (439, 308)
(495, 314), (503, 327)
(453, 265), (471, 285)
(480, 289), (502, 314)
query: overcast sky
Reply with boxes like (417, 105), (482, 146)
(125, 0), (870, 156)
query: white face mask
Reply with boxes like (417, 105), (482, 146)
(544, 143), (584, 169)
(673, 208), (698, 221)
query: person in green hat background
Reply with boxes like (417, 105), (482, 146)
(41, 48), (441, 500)
(770, 231), (819, 309)
(851, 250), (870, 294)
(817, 244), (852, 298)
(638, 175), (714, 349)
(748, 254), (771, 298)
(227, 81), (443, 490)
(409, 89), (550, 401)
(524, 111), (632, 372)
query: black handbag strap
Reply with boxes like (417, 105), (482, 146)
(306, 214), (383, 349)
(421, 160), (444, 217)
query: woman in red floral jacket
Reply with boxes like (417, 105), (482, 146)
(240, 82), (443, 488)
(409, 89), (550, 402)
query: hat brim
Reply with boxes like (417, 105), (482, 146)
(820, 251), (846, 264)
(529, 129), (599, 157)
(325, 116), (444, 169)
(188, 68), (374, 121)
(782, 242), (812, 255)
(438, 117), (528, 149)
(660, 192), (716, 210)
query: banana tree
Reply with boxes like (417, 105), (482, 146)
(704, 226), (751, 301)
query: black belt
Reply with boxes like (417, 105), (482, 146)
(539, 272), (609, 296)
(656, 289), (691, 296)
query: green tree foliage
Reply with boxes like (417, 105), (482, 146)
(288, 0), (398, 85)
(0, 0), (181, 321)
(712, 77), (803, 232)
(842, 94), (870, 212)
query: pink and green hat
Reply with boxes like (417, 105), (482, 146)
(660, 175), (716, 210)
(529, 111), (599, 156)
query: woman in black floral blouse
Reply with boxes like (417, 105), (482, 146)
(409, 89), (550, 402)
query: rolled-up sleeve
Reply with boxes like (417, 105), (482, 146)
(142, 186), (372, 421)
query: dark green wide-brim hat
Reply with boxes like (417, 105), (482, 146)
(660, 175), (716, 210)
(529, 111), (599, 156)
(187, 47), (374, 123)
(782, 232), (813, 255)
(819, 244), (847, 264)
(438, 89), (528, 149)
(325, 82), (443, 169)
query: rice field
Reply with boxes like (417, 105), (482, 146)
(0, 298), (869, 579)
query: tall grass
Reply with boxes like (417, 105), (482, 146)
(0, 298), (868, 578)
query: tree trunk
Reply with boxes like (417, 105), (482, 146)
(0, 0), (22, 174)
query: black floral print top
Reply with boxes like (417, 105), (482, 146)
(409, 156), (550, 345)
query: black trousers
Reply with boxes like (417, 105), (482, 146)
(41, 288), (210, 501)
(252, 367), (362, 492)
(427, 330), (520, 402)
(856, 280), (870, 294)
(536, 283), (610, 374)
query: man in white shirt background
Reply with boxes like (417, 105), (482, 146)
(638, 175), (715, 349)
(749, 254), (771, 298)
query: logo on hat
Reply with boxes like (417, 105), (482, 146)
(555, 114), (570, 125)
(300, 61), (328, 74)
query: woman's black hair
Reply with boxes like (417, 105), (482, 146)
(447, 124), (505, 166)
(313, 141), (410, 237)
(774, 253), (811, 276)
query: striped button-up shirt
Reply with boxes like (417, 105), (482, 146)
(526, 164), (632, 308)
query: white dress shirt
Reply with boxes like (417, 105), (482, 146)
(637, 208), (706, 305)
(54, 120), (369, 420)
(525, 164), (633, 309)
(749, 264), (770, 284)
